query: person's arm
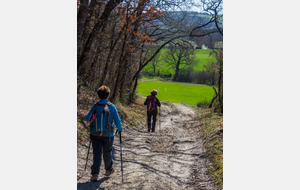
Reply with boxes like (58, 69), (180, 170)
(156, 98), (161, 107)
(144, 97), (148, 105)
(111, 105), (123, 132)
(85, 104), (96, 122)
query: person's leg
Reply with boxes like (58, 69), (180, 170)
(102, 137), (114, 174)
(147, 111), (152, 132)
(90, 136), (103, 175)
(152, 110), (157, 132)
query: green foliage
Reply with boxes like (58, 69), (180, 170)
(196, 98), (211, 108)
(138, 81), (215, 106)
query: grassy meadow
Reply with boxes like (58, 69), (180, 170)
(193, 49), (216, 70)
(137, 81), (216, 106)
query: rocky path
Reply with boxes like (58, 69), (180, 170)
(77, 103), (216, 190)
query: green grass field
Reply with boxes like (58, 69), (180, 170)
(194, 49), (216, 71)
(137, 81), (216, 106)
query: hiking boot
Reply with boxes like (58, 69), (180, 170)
(90, 174), (98, 182)
(105, 169), (115, 176)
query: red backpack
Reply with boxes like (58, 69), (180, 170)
(147, 96), (157, 111)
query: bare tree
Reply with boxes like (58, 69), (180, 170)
(164, 41), (197, 81)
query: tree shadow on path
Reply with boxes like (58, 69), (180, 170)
(77, 177), (109, 190)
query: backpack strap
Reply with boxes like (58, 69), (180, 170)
(104, 102), (112, 125)
(88, 102), (100, 121)
(94, 103), (106, 113)
(92, 102), (112, 115)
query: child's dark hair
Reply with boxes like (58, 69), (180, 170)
(151, 89), (158, 96)
(97, 85), (110, 99)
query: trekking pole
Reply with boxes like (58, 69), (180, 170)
(119, 131), (124, 183)
(85, 139), (92, 171)
(85, 114), (96, 171)
(159, 107), (161, 133)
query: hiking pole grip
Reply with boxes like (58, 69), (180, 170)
(119, 132), (123, 183)
(85, 139), (92, 171)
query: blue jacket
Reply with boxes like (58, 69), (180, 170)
(85, 99), (123, 137)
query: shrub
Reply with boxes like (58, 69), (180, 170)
(196, 99), (211, 108)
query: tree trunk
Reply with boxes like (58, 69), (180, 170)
(118, 1), (146, 102)
(77, 0), (89, 60)
(128, 76), (138, 103)
(100, 24), (125, 86)
(110, 30), (128, 102)
(218, 57), (223, 113)
(173, 57), (181, 81)
(77, 0), (123, 74)
(78, 0), (99, 61)
(110, 66), (122, 102)
(209, 87), (218, 108)
(118, 56), (130, 101)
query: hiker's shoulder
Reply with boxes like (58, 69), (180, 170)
(90, 102), (98, 108)
(107, 102), (116, 109)
(153, 96), (159, 100)
(93, 100), (113, 107)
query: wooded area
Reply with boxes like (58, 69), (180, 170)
(77, 0), (223, 111)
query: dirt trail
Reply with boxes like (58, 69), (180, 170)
(77, 103), (216, 190)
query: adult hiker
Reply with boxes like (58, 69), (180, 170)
(86, 85), (123, 182)
(144, 89), (161, 132)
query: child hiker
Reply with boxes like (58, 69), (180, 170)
(144, 89), (161, 132)
(85, 85), (123, 182)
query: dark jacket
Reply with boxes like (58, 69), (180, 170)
(144, 95), (161, 110)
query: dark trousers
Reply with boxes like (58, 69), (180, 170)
(90, 135), (114, 175)
(147, 110), (157, 132)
